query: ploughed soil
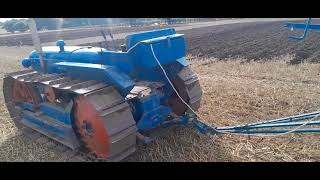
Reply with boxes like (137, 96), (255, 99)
(181, 20), (320, 64)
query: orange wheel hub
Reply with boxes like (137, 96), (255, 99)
(74, 95), (110, 159)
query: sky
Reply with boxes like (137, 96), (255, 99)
(0, 18), (27, 22)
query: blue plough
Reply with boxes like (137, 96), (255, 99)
(182, 18), (320, 137)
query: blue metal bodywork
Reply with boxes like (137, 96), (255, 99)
(19, 28), (189, 140)
(22, 28), (187, 96)
(17, 100), (79, 148)
(131, 92), (172, 130)
(125, 28), (176, 49)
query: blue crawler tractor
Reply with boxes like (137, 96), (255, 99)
(3, 27), (202, 161)
(4, 18), (320, 161)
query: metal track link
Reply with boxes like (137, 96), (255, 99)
(3, 70), (137, 162)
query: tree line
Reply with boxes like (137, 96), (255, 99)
(1, 18), (204, 33)
(2, 18), (112, 33)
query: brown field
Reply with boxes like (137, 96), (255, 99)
(0, 18), (304, 47)
(1, 19), (320, 161)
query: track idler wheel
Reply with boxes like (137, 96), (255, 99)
(73, 87), (137, 161)
(167, 66), (203, 115)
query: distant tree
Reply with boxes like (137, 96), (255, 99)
(160, 18), (172, 24)
(62, 18), (89, 28)
(86, 18), (108, 26)
(166, 18), (172, 24)
(2, 19), (29, 33)
(3, 20), (14, 33)
(13, 21), (28, 32)
(60, 18), (110, 28)
(116, 18), (135, 26)
(3, 19), (19, 33)
(34, 18), (61, 30)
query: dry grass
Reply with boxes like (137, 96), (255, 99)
(1, 47), (320, 161)
(193, 55), (320, 162)
(128, 55), (320, 162)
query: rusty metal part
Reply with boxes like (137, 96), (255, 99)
(167, 66), (203, 115)
(3, 71), (84, 161)
(44, 86), (57, 103)
(4, 74), (24, 128)
(12, 79), (41, 106)
(3, 70), (41, 129)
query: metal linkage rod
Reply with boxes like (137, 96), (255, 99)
(219, 120), (320, 132)
(216, 111), (320, 131)
(189, 111), (320, 136)
(224, 128), (320, 134)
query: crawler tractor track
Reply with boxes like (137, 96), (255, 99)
(3, 66), (202, 161)
(3, 70), (137, 162)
